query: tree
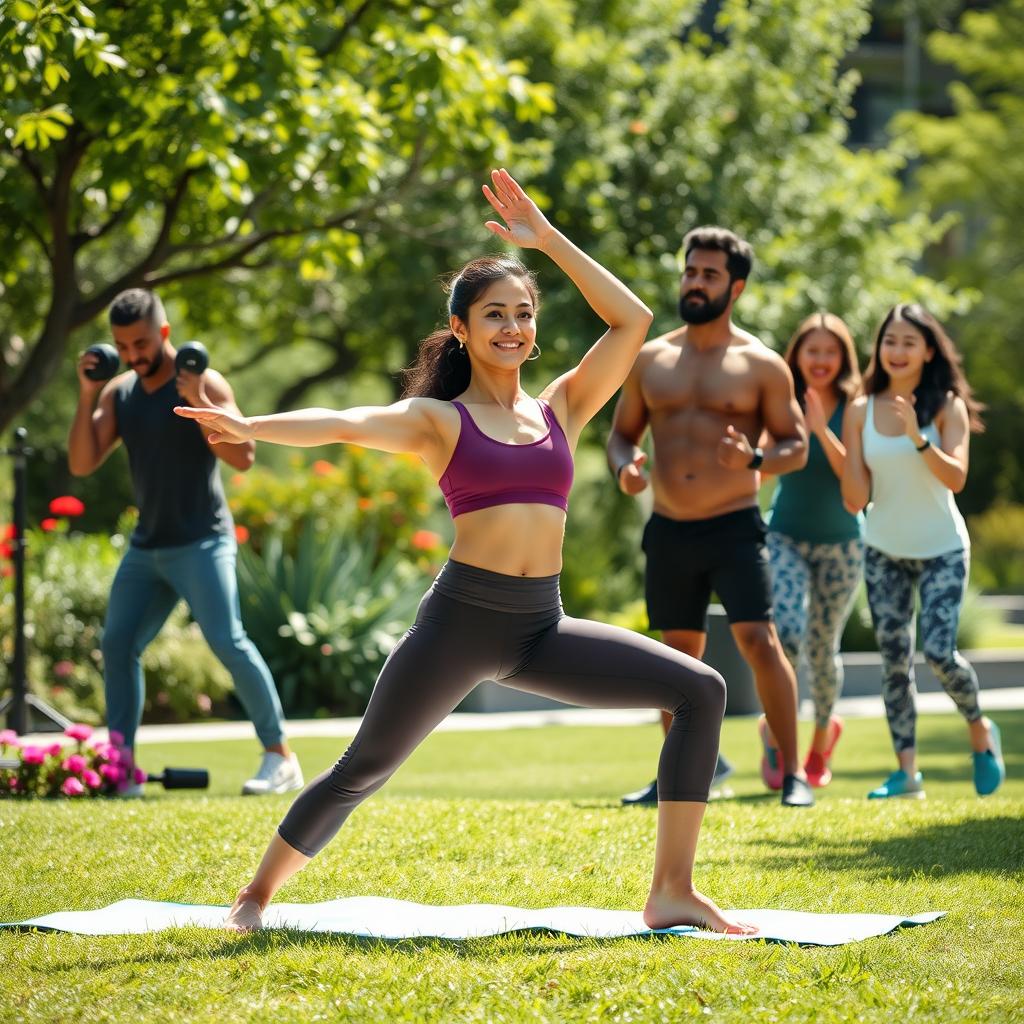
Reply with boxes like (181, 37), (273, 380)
(0, 0), (552, 432)
(894, 0), (1024, 510)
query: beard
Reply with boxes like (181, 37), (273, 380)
(678, 288), (731, 325)
(134, 348), (164, 378)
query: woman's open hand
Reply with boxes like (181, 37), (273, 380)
(174, 405), (254, 444)
(482, 169), (554, 250)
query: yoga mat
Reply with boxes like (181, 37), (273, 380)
(2, 897), (945, 946)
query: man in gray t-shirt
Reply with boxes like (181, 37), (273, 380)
(68, 288), (302, 796)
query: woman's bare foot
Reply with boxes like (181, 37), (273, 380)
(224, 888), (266, 932)
(644, 887), (758, 935)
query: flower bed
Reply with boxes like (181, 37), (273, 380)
(0, 724), (145, 798)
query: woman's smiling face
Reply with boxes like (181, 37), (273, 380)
(879, 317), (932, 383)
(452, 275), (538, 367)
(796, 328), (843, 392)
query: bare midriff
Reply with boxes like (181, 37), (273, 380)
(448, 503), (567, 577)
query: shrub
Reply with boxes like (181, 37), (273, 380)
(0, 523), (233, 725)
(236, 521), (428, 716)
(968, 503), (1024, 594)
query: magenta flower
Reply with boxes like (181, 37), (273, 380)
(82, 769), (102, 789)
(133, 767), (147, 784)
(45, 742), (63, 758)
(99, 763), (123, 782)
(64, 723), (93, 742)
(54, 661), (76, 680)
(62, 754), (87, 774)
(61, 777), (85, 797)
(108, 729), (125, 746)
(0, 729), (18, 748)
(21, 745), (46, 765)
(8, 778), (20, 792)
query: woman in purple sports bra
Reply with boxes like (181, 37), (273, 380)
(176, 169), (754, 936)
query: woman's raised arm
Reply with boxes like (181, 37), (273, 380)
(482, 170), (653, 435)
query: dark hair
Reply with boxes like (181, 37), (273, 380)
(863, 303), (984, 432)
(683, 226), (753, 282)
(109, 288), (166, 328)
(784, 311), (862, 410)
(401, 255), (540, 401)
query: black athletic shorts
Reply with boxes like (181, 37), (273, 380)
(642, 507), (773, 632)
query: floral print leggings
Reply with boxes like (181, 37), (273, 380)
(864, 545), (982, 752)
(767, 534), (864, 729)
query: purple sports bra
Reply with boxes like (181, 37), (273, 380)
(439, 399), (574, 519)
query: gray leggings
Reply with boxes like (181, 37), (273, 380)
(767, 533), (864, 728)
(864, 545), (982, 752)
(278, 560), (727, 857)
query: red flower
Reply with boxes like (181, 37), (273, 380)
(411, 529), (441, 551)
(234, 524), (250, 544)
(0, 524), (13, 540)
(0, 542), (11, 560)
(49, 496), (85, 517)
(40, 518), (59, 532)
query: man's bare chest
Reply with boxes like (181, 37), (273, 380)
(641, 353), (761, 418)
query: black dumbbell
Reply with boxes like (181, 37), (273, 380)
(146, 767), (209, 790)
(175, 341), (209, 375)
(83, 344), (120, 381)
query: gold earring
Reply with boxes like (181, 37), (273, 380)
(527, 343), (541, 361)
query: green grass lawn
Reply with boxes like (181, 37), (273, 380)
(2, 712), (1022, 1024)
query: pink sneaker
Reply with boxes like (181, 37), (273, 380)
(804, 716), (844, 788)
(758, 715), (784, 791)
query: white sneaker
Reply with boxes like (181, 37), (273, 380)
(115, 781), (146, 799)
(242, 752), (304, 796)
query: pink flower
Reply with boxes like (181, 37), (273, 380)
(54, 661), (76, 680)
(100, 763), (123, 782)
(82, 769), (102, 789)
(133, 767), (147, 784)
(61, 777), (85, 796)
(195, 693), (212, 713)
(8, 778), (20, 792)
(62, 754), (87, 774)
(64, 723), (93, 742)
(0, 729), (19, 748)
(45, 742), (63, 758)
(108, 729), (125, 746)
(21, 745), (46, 765)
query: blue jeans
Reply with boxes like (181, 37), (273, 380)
(101, 533), (286, 750)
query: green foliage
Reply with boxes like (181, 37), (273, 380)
(227, 445), (446, 565)
(235, 521), (426, 717)
(0, 524), (233, 724)
(894, 1), (1024, 509)
(968, 503), (1024, 595)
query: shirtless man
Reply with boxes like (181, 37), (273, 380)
(608, 227), (813, 807)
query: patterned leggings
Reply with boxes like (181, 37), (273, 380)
(864, 545), (982, 752)
(767, 534), (864, 728)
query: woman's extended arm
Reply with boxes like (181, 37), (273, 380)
(840, 398), (871, 514)
(482, 170), (653, 434)
(174, 398), (449, 465)
(892, 393), (970, 493)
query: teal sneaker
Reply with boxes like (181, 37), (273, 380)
(867, 770), (926, 800)
(973, 720), (1006, 796)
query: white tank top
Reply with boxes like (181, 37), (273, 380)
(862, 396), (970, 559)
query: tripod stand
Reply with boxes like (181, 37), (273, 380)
(0, 428), (71, 734)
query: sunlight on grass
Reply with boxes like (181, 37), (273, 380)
(2, 713), (1022, 1023)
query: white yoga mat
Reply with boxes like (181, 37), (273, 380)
(3, 897), (945, 946)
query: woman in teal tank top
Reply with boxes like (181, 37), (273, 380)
(765, 313), (864, 788)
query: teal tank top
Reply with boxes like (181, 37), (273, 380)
(768, 399), (863, 544)
(113, 374), (232, 548)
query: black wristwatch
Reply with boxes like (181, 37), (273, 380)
(915, 437), (931, 452)
(747, 447), (765, 470)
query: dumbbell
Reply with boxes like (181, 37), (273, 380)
(175, 341), (208, 375)
(83, 344), (120, 381)
(145, 767), (209, 790)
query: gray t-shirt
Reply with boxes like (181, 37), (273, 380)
(112, 374), (232, 548)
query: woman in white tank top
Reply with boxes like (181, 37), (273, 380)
(841, 303), (1004, 800)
